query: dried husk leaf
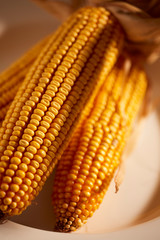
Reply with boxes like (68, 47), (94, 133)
(114, 161), (125, 193)
(99, 1), (160, 63)
(86, 0), (160, 17)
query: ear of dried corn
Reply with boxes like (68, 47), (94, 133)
(52, 56), (148, 232)
(0, 7), (124, 219)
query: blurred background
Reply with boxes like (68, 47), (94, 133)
(0, 0), (61, 72)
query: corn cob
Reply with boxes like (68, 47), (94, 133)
(0, 7), (124, 219)
(0, 35), (50, 122)
(52, 57), (148, 232)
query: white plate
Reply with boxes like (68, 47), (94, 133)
(0, 0), (160, 239)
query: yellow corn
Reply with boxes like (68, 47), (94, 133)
(0, 35), (50, 122)
(52, 57), (148, 232)
(0, 7), (124, 220)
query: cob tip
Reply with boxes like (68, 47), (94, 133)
(54, 220), (75, 233)
(54, 217), (86, 232)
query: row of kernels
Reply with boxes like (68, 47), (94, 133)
(46, 70), (95, 163)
